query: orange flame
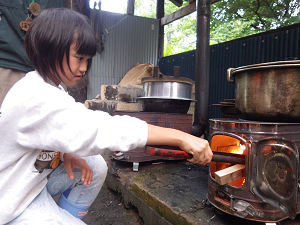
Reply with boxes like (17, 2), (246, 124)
(232, 144), (246, 155)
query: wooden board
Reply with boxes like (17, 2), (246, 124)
(214, 164), (245, 185)
(118, 63), (153, 86)
(160, 0), (221, 26)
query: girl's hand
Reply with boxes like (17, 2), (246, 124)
(147, 124), (213, 165)
(63, 153), (93, 186)
(178, 133), (213, 165)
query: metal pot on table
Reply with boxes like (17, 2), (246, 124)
(227, 60), (300, 121)
(138, 66), (194, 114)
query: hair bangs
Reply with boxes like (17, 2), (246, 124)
(75, 26), (97, 57)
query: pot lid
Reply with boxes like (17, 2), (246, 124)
(233, 60), (300, 71)
(141, 75), (194, 85)
(227, 60), (300, 82)
(137, 96), (195, 101)
(141, 66), (194, 85)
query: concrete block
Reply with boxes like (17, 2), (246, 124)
(100, 85), (144, 103)
(85, 100), (116, 115)
(85, 99), (142, 114)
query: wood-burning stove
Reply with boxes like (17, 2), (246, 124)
(208, 118), (300, 222)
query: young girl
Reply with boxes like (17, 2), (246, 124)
(0, 8), (212, 225)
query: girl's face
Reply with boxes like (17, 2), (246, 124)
(57, 42), (91, 87)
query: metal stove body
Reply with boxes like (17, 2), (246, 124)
(208, 118), (300, 222)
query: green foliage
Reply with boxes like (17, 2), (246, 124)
(134, 0), (300, 56)
(134, 0), (156, 18)
(210, 0), (300, 44)
(164, 12), (197, 56)
(134, 0), (189, 18)
(164, 0), (196, 56)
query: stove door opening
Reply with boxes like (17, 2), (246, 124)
(210, 134), (246, 187)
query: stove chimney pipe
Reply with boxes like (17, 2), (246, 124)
(193, 0), (211, 137)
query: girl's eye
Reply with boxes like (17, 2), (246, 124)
(75, 56), (84, 61)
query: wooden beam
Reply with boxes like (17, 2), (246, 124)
(161, 1), (195, 26)
(127, 0), (135, 15)
(214, 164), (245, 185)
(160, 0), (220, 26)
(169, 0), (183, 7)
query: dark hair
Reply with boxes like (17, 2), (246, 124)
(25, 8), (97, 82)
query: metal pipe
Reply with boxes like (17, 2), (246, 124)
(127, 0), (135, 15)
(157, 0), (165, 59)
(194, 0), (211, 137)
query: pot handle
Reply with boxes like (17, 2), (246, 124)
(227, 68), (235, 82)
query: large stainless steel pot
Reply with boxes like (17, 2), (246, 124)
(227, 60), (300, 121)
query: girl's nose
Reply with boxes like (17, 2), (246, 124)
(80, 59), (88, 73)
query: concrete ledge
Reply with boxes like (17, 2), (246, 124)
(103, 154), (262, 225)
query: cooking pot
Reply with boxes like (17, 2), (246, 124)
(227, 60), (300, 121)
(138, 66), (194, 113)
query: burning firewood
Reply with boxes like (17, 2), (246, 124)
(214, 164), (245, 185)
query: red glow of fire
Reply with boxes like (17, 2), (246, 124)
(210, 135), (246, 187)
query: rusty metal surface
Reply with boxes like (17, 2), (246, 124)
(231, 62), (300, 121)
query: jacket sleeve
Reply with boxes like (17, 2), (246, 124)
(4, 80), (148, 156)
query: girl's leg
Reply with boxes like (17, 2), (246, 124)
(46, 154), (108, 219)
(7, 187), (86, 225)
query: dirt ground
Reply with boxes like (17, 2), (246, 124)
(83, 184), (142, 225)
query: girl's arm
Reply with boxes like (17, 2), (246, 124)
(146, 124), (213, 165)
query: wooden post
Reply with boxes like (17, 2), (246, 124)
(157, 0), (165, 59)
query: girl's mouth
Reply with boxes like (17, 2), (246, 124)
(74, 76), (82, 80)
